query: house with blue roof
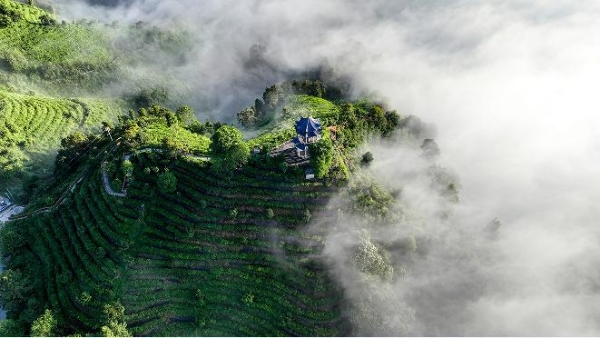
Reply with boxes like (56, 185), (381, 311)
(293, 117), (322, 158)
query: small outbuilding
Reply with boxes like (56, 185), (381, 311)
(305, 167), (315, 180)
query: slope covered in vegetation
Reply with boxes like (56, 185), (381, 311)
(0, 0), (116, 94)
(0, 84), (403, 335)
(0, 0), (185, 200)
(0, 89), (124, 184)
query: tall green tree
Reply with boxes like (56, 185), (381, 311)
(175, 106), (196, 126)
(237, 106), (260, 128)
(309, 136), (334, 178)
(0, 269), (32, 312)
(210, 126), (246, 154)
(101, 302), (131, 337)
(0, 319), (24, 337)
(55, 131), (91, 174)
(210, 125), (249, 174)
(157, 171), (177, 193)
(262, 85), (283, 110)
(30, 309), (56, 337)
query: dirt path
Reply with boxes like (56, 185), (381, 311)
(7, 140), (121, 222)
(101, 161), (127, 197)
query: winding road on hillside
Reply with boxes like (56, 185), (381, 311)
(6, 139), (121, 222)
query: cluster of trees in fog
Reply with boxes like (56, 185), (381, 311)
(237, 79), (331, 128)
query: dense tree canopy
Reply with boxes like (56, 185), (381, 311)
(309, 135), (334, 178)
(353, 238), (394, 282)
(157, 171), (177, 193)
(237, 106), (260, 128)
(210, 125), (250, 175)
(55, 131), (92, 174)
(210, 125), (245, 154)
(175, 105), (195, 126)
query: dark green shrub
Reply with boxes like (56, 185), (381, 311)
(157, 171), (177, 193)
(361, 151), (374, 165)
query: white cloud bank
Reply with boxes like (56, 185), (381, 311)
(55, 0), (600, 335)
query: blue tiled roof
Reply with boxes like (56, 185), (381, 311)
(295, 117), (322, 138)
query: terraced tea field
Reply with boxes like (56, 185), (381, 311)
(0, 77), (403, 335)
(0, 89), (123, 179)
(5, 148), (350, 336)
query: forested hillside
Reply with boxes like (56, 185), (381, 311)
(0, 89), (411, 335)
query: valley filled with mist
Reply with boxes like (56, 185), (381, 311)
(0, 0), (599, 336)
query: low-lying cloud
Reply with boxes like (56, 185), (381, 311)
(54, 0), (600, 335)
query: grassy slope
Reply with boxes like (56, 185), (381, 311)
(0, 0), (115, 94)
(248, 95), (340, 150)
(0, 1), (126, 194)
(139, 122), (210, 154)
(0, 21), (111, 66)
